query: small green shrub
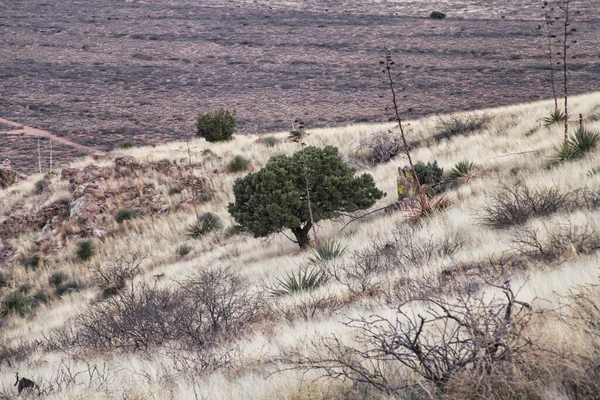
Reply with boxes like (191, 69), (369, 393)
(176, 244), (193, 257)
(200, 192), (212, 202)
(262, 136), (279, 147)
(543, 109), (566, 127)
(22, 255), (40, 271)
(18, 283), (32, 294)
(118, 140), (135, 149)
(168, 186), (182, 196)
(76, 240), (95, 261)
(308, 240), (347, 264)
(49, 272), (68, 288)
(450, 160), (476, 181)
(115, 208), (137, 224)
(268, 267), (329, 297)
(56, 280), (81, 296)
(414, 161), (444, 186)
(0, 271), (6, 288)
(196, 108), (236, 142)
(33, 290), (50, 305)
(1, 291), (33, 317)
(186, 212), (223, 238)
(228, 155), (250, 173)
(33, 179), (49, 195)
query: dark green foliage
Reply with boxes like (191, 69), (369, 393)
(115, 208), (137, 224)
(308, 240), (347, 264)
(176, 244), (193, 257)
(262, 136), (279, 147)
(76, 240), (95, 261)
(228, 155), (250, 173)
(56, 280), (81, 296)
(33, 290), (50, 304)
(548, 127), (599, 167)
(544, 109), (566, 127)
(118, 140), (135, 149)
(18, 283), (32, 294)
(196, 108), (236, 142)
(268, 266), (329, 297)
(450, 160), (476, 180)
(1, 291), (33, 317)
(34, 179), (49, 195)
(22, 255), (40, 271)
(228, 146), (384, 248)
(414, 161), (444, 186)
(0, 271), (6, 288)
(186, 212), (223, 238)
(49, 272), (68, 288)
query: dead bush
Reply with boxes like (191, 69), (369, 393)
(283, 282), (534, 396)
(355, 128), (404, 165)
(177, 267), (265, 350)
(510, 220), (600, 261)
(435, 112), (494, 139)
(90, 253), (146, 299)
(271, 291), (345, 323)
(479, 181), (579, 229)
(74, 282), (180, 351)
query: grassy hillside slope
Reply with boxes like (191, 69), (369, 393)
(1, 93), (600, 399)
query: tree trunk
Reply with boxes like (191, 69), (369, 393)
(291, 223), (312, 249)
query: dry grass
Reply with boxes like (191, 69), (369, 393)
(0, 93), (600, 398)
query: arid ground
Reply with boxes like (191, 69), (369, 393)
(1, 0), (599, 172)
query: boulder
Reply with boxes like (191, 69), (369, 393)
(114, 156), (139, 177)
(74, 164), (112, 184)
(429, 11), (446, 20)
(70, 193), (103, 223)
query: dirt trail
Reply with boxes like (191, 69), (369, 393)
(0, 117), (105, 155)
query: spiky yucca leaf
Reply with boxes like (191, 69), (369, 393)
(308, 240), (347, 264)
(450, 160), (476, 181)
(268, 267), (329, 297)
(543, 109), (566, 127)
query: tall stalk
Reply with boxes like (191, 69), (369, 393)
(561, 0), (570, 145)
(380, 49), (424, 199)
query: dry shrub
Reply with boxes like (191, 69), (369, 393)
(91, 252), (146, 298)
(509, 220), (600, 261)
(479, 181), (582, 229)
(355, 128), (404, 165)
(270, 291), (345, 322)
(283, 282), (534, 396)
(435, 112), (494, 139)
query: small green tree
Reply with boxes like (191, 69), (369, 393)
(196, 108), (236, 142)
(228, 146), (383, 248)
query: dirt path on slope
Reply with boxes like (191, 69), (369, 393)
(0, 117), (105, 155)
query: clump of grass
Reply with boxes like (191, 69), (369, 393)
(435, 112), (493, 139)
(114, 208), (137, 224)
(22, 255), (41, 271)
(1, 291), (33, 317)
(450, 160), (476, 182)
(33, 290), (50, 305)
(0, 271), (6, 288)
(186, 212), (223, 238)
(224, 225), (247, 238)
(308, 240), (347, 264)
(33, 178), (49, 195)
(268, 266), (329, 297)
(49, 271), (68, 288)
(548, 126), (599, 167)
(168, 186), (182, 196)
(76, 240), (95, 261)
(176, 244), (193, 257)
(543, 109), (566, 127)
(118, 140), (135, 149)
(262, 136), (279, 147)
(18, 283), (32, 294)
(228, 155), (250, 173)
(55, 280), (81, 296)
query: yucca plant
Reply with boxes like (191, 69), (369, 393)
(406, 194), (452, 222)
(543, 109), (566, 127)
(308, 239), (347, 264)
(449, 160), (476, 182)
(268, 266), (329, 297)
(548, 126), (599, 167)
(186, 212), (223, 238)
(587, 167), (600, 178)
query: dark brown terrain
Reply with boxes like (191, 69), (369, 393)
(1, 0), (599, 172)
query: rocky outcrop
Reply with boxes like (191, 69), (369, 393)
(0, 159), (26, 189)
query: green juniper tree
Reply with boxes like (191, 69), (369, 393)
(228, 146), (383, 248)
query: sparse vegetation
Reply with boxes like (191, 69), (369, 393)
(75, 239), (95, 261)
(262, 136), (279, 147)
(356, 128), (403, 165)
(435, 112), (493, 139)
(118, 140), (135, 149)
(268, 266), (329, 297)
(1, 291), (33, 317)
(186, 212), (223, 238)
(114, 208), (137, 224)
(196, 108), (236, 142)
(176, 244), (193, 257)
(228, 155), (249, 173)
